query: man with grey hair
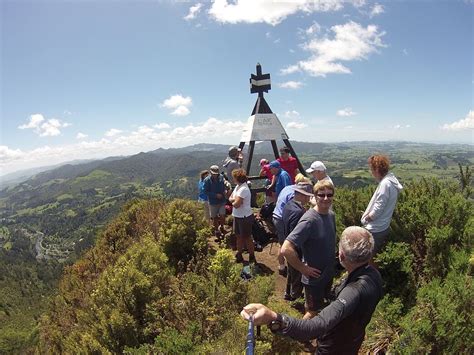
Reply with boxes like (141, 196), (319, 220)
(241, 226), (383, 354)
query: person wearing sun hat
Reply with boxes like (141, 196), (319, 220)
(223, 145), (243, 181)
(204, 164), (227, 240)
(281, 181), (313, 301)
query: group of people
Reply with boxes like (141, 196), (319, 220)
(198, 145), (404, 353)
(249, 153), (402, 354)
(198, 146), (257, 263)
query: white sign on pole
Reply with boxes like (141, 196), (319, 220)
(240, 113), (289, 142)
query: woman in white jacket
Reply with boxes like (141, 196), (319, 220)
(362, 155), (403, 256)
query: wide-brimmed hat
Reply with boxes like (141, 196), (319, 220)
(306, 161), (326, 173)
(293, 182), (314, 196)
(210, 165), (220, 175)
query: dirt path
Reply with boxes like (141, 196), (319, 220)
(209, 223), (287, 297)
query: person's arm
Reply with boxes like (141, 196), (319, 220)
(287, 210), (305, 234)
(267, 175), (276, 189)
(281, 240), (320, 278)
(365, 182), (390, 222)
(241, 284), (360, 341)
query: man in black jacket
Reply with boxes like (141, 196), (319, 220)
(241, 226), (383, 355)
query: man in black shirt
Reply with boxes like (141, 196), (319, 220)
(241, 226), (383, 354)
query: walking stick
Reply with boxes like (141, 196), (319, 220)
(245, 315), (255, 355)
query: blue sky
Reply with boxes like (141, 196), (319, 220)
(1, 0), (473, 175)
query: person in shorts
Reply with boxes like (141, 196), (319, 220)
(281, 180), (336, 319)
(204, 165), (227, 239)
(229, 169), (255, 264)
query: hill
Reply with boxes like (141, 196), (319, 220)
(0, 141), (472, 352)
(35, 178), (473, 353)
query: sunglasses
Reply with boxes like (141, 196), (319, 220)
(316, 193), (334, 198)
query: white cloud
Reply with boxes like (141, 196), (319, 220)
(161, 94), (193, 116)
(280, 64), (300, 75)
(105, 128), (123, 137)
(336, 107), (357, 117)
(76, 132), (88, 140)
(208, 0), (350, 26)
(18, 114), (70, 137)
(287, 121), (308, 129)
(184, 3), (203, 21)
(402, 48), (409, 56)
(278, 81), (304, 89)
(284, 110), (300, 119)
(171, 105), (191, 117)
(154, 123), (171, 130)
(0, 145), (24, 164)
(393, 124), (411, 130)
(370, 3), (384, 17)
(161, 94), (192, 109)
(1, 117), (248, 175)
(441, 110), (474, 131)
(18, 114), (44, 129)
(282, 21), (386, 77)
(305, 21), (321, 36)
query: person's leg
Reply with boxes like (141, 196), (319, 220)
(369, 228), (390, 269)
(272, 217), (287, 275)
(303, 285), (324, 319)
(218, 204), (226, 233)
(288, 264), (303, 300)
(234, 217), (244, 262)
(209, 204), (220, 236)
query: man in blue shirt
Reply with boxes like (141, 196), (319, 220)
(269, 160), (292, 198)
(204, 165), (226, 239)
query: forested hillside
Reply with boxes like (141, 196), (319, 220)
(36, 176), (473, 354)
(0, 142), (472, 352)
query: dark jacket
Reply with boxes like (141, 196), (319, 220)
(281, 264), (383, 354)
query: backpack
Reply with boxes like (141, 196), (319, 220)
(252, 218), (271, 249)
(259, 202), (275, 220)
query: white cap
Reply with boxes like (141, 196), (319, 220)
(306, 161), (326, 173)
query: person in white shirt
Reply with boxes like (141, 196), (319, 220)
(361, 155), (403, 257)
(306, 161), (333, 186)
(229, 168), (255, 264)
(306, 161), (333, 206)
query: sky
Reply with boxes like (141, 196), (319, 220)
(1, 0), (473, 175)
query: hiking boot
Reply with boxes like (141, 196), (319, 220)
(284, 294), (295, 301)
(235, 253), (244, 263)
(278, 266), (288, 277)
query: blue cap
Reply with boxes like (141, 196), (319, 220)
(269, 160), (281, 169)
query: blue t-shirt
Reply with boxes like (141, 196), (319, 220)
(286, 208), (336, 287)
(275, 169), (292, 197)
(198, 180), (208, 202)
(272, 185), (295, 220)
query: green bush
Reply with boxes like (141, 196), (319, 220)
(393, 270), (473, 354)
